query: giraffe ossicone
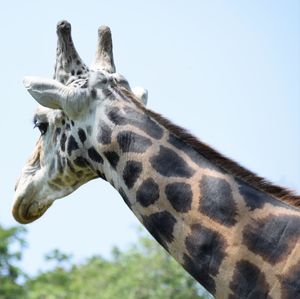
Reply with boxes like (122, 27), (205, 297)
(13, 21), (300, 299)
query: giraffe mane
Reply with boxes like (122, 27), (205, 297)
(120, 87), (300, 208)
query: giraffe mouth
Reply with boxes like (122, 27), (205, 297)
(12, 195), (53, 224)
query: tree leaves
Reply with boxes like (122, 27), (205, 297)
(0, 225), (27, 299)
(0, 225), (211, 299)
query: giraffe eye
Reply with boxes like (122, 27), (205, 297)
(34, 122), (49, 135)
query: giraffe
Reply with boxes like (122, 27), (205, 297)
(13, 21), (300, 299)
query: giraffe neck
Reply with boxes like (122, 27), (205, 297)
(90, 98), (300, 299)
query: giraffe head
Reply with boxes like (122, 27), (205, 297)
(13, 21), (147, 224)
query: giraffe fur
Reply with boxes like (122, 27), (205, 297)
(13, 21), (300, 299)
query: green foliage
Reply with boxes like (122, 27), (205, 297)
(0, 225), (27, 299)
(26, 234), (210, 299)
(0, 224), (212, 299)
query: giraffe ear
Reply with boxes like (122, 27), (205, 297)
(132, 87), (148, 105)
(23, 76), (88, 116)
(23, 77), (67, 109)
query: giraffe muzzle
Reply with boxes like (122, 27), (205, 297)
(12, 176), (53, 224)
(12, 194), (52, 224)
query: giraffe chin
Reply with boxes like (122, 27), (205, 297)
(12, 197), (53, 224)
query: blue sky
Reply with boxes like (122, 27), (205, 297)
(0, 1), (299, 276)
